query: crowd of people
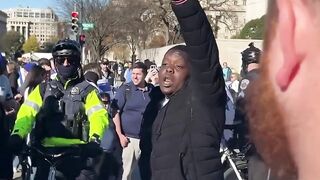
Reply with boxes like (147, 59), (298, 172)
(1, 0), (316, 179)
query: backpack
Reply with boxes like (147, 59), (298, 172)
(110, 83), (132, 118)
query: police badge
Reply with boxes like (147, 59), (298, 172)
(71, 87), (80, 95)
(240, 79), (250, 90)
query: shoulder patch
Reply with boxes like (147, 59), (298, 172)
(240, 79), (250, 90)
(71, 87), (80, 95)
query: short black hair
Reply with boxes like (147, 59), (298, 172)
(100, 92), (110, 100)
(164, 45), (191, 66)
(38, 58), (51, 67)
(84, 71), (99, 84)
(83, 63), (101, 78)
(102, 60), (109, 65)
(132, 62), (147, 75)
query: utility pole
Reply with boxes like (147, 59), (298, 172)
(80, 0), (86, 64)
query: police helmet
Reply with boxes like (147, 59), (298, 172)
(241, 42), (261, 66)
(52, 39), (81, 61)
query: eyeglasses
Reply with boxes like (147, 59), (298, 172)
(102, 100), (109, 104)
(55, 56), (79, 65)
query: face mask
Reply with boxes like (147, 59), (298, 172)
(56, 64), (79, 80)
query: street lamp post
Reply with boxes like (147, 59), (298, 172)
(79, 0), (86, 65)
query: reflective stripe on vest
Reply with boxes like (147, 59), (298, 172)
(86, 104), (104, 117)
(24, 99), (40, 112)
(42, 137), (86, 147)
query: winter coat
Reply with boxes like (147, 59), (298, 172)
(150, 0), (226, 180)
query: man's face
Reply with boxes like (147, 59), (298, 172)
(55, 56), (79, 79)
(159, 51), (190, 96)
(230, 74), (237, 82)
(246, 54), (297, 178)
(223, 62), (227, 68)
(100, 63), (107, 72)
(41, 65), (51, 80)
(131, 68), (146, 86)
(101, 96), (110, 109)
(41, 64), (51, 71)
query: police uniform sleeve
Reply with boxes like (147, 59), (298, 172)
(12, 85), (43, 138)
(84, 90), (109, 141)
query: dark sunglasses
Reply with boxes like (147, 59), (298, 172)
(102, 100), (110, 104)
(55, 56), (79, 65)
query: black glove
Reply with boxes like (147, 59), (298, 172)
(8, 134), (24, 155)
(82, 141), (102, 158)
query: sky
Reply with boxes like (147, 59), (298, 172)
(0, 0), (54, 10)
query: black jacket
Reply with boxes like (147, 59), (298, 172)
(234, 69), (259, 150)
(8, 72), (19, 95)
(0, 104), (8, 149)
(150, 0), (226, 179)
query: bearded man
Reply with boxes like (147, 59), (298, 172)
(246, 0), (320, 179)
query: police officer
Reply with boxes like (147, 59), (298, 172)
(234, 42), (261, 148)
(238, 42), (261, 98)
(234, 43), (276, 180)
(9, 39), (109, 179)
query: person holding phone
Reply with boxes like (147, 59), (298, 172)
(145, 65), (159, 86)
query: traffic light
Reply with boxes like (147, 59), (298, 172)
(71, 11), (79, 33)
(79, 34), (85, 45)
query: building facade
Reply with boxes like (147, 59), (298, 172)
(0, 10), (7, 38)
(4, 7), (58, 45)
(200, 0), (267, 39)
(200, 0), (247, 39)
(245, 0), (267, 21)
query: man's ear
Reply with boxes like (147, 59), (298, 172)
(275, 0), (306, 91)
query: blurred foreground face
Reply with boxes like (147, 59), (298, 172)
(159, 51), (189, 96)
(246, 0), (320, 179)
(246, 55), (296, 179)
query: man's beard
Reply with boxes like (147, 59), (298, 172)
(246, 55), (297, 179)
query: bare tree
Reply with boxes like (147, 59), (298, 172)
(54, 0), (239, 61)
(201, 0), (241, 37)
(147, 0), (181, 45)
(55, 0), (124, 62)
(119, 1), (148, 62)
(112, 0), (180, 46)
(110, 0), (160, 62)
(146, 0), (239, 42)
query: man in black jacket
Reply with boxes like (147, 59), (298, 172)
(150, 0), (226, 179)
(0, 104), (13, 180)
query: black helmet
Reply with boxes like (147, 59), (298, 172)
(241, 42), (261, 66)
(52, 39), (82, 80)
(52, 39), (81, 59)
(240, 42), (261, 76)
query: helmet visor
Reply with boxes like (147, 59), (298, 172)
(55, 56), (80, 66)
